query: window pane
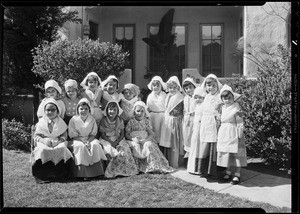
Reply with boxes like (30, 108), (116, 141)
(212, 26), (221, 40)
(125, 27), (133, 40)
(174, 26), (185, 47)
(202, 26), (211, 39)
(115, 27), (124, 40)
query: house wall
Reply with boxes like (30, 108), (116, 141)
(244, 2), (290, 76)
(68, 6), (242, 88)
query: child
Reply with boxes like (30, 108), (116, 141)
(125, 101), (174, 174)
(101, 75), (124, 111)
(217, 84), (247, 185)
(37, 79), (66, 119)
(31, 98), (74, 183)
(198, 74), (223, 178)
(182, 77), (197, 158)
(187, 86), (207, 174)
(146, 76), (167, 146)
(160, 76), (184, 168)
(62, 79), (80, 125)
(99, 100), (139, 178)
(68, 98), (107, 180)
(80, 72), (103, 126)
(120, 83), (141, 123)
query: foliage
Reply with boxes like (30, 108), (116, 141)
(142, 8), (176, 80)
(3, 6), (81, 94)
(2, 119), (32, 152)
(228, 45), (291, 169)
(31, 38), (130, 87)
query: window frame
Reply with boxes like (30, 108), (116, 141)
(146, 23), (188, 76)
(113, 24), (136, 82)
(199, 23), (224, 77)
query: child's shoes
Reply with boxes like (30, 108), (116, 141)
(230, 172), (241, 185)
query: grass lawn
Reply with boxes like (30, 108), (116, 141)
(2, 148), (291, 212)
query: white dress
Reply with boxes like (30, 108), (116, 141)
(146, 91), (166, 144)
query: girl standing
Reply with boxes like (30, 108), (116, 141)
(217, 84), (247, 185)
(120, 83), (141, 124)
(37, 79), (66, 119)
(68, 98), (107, 180)
(182, 77), (197, 157)
(31, 98), (74, 183)
(187, 86), (207, 174)
(160, 76), (184, 168)
(198, 74), (223, 178)
(99, 100), (139, 178)
(146, 76), (167, 146)
(62, 79), (80, 125)
(101, 75), (124, 110)
(80, 72), (103, 126)
(125, 101), (174, 174)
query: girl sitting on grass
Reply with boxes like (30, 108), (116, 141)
(99, 100), (139, 178)
(68, 98), (107, 180)
(31, 98), (74, 184)
(125, 101), (174, 174)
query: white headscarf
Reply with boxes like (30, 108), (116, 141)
(123, 83), (140, 97)
(193, 86), (207, 98)
(133, 101), (150, 118)
(45, 80), (62, 94)
(166, 76), (182, 92)
(101, 75), (119, 89)
(201, 74), (223, 93)
(103, 99), (123, 116)
(147, 76), (167, 91)
(43, 97), (62, 115)
(80, 72), (102, 90)
(76, 98), (94, 115)
(64, 79), (78, 90)
(219, 84), (241, 102)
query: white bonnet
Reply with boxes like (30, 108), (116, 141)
(45, 79), (62, 94)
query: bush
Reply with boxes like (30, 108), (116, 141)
(2, 119), (31, 152)
(31, 38), (130, 86)
(227, 45), (291, 169)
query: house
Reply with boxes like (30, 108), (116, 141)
(59, 2), (291, 88)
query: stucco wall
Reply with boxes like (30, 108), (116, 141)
(244, 2), (290, 76)
(66, 6), (242, 88)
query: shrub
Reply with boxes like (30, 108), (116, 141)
(31, 38), (130, 87)
(227, 45), (291, 169)
(2, 119), (31, 152)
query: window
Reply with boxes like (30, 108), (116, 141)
(200, 24), (223, 77)
(113, 25), (135, 81)
(147, 24), (186, 77)
(89, 21), (98, 40)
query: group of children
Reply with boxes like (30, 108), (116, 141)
(30, 72), (247, 185)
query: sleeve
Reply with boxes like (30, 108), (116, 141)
(68, 117), (79, 139)
(33, 123), (44, 143)
(145, 119), (154, 135)
(59, 101), (66, 119)
(119, 117), (125, 130)
(90, 118), (98, 137)
(37, 100), (45, 118)
(235, 106), (244, 138)
(125, 119), (132, 135)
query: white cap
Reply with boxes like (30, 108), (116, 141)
(45, 80), (62, 94)
(64, 79), (78, 90)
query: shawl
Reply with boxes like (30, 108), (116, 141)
(35, 116), (67, 139)
(120, 96), (139, 117)
(146, 91), (166, 112)
(165, 91), (184, 114)
(147, 76), (167, 91)
(99, 116), (124, 138)
(83, 88), (102, 108)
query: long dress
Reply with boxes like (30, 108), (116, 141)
(182, 94), (197, 154)
(99, 116), (139, 178)
(160, 91), (184, 168)
(217, 102), (247, 168)
(198, 92), (222, 177)
(68, 115), (107, 178)
(146, 91), (166, 145)
(125, 118), (174, 173)
(81, 88), (103, 125)
(187, 103), (204, 174)
(31, 116), (74, 183)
